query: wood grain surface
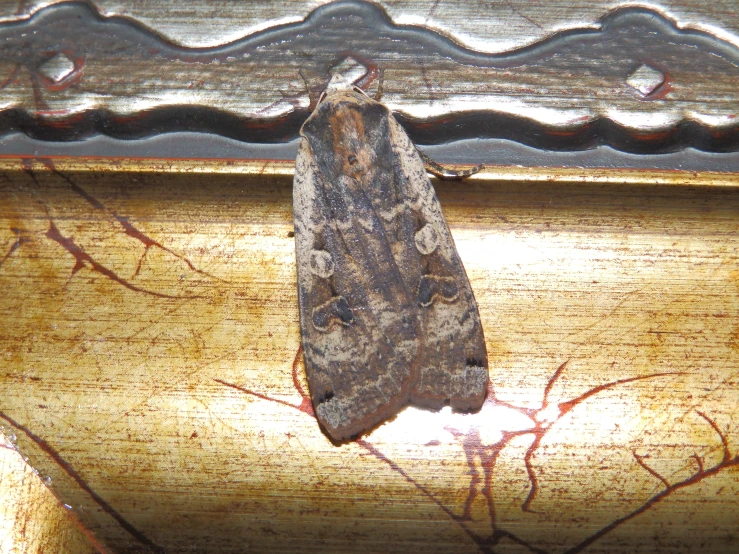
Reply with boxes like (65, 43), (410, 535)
(1, 158), (737, 553)
(0, 430), (100, 553)
(0, 0), (737, 154)
(1, 0), (738, 552)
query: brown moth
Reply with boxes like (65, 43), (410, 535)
(293, 84), (488, 441)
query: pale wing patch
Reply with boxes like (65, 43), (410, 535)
(414, 223), (439, 255)
(309, 249), (334, 278)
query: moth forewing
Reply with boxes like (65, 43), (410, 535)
(384, 115), (489, 412)
(293, 89), (488, 441)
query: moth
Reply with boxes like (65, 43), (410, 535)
(293, 84), (488, 441)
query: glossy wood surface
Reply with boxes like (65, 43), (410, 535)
(1, 159), (737, 553)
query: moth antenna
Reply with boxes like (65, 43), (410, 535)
(373, 67), (385, 101)
(298, 68), (320, 108)
(351, 85), (371, 99)
(416, 147), (485, 181)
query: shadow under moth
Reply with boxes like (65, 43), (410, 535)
(293, 85), (488, 441)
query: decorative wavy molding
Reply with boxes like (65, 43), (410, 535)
(0, 0), (737, 152)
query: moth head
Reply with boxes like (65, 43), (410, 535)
(319, 74), (372, 106)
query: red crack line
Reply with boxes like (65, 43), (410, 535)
(45, 220), (193, 300)
(0, 227), (31, 267)
(374, 67), (385, 101)
(556, 372), (684, 417)
(504, 0), (544, 31)
(445, 421), (514, 524)
(696, 410), (731, 464)
(14, 0), (34, 16)
(214, 377), (313, 416)
(634, 452), (670, 488)
(520, 369), (683, 512)
(542, 360), (569, 408)
(562, 410), (738, 554)
(359, 435), (547, 554)
(445, 426), (485, 521)
(424, 0), (442, 25)
(219, 346), (543, 553)
(419, 63), (437, 102)
(290, 345), (315, 416)
(440, 380), (550, 551)
(348, 61), (384, 101)
(29, 73), (50, 112)
(297, 68), (319, 110)
(43, 163), (223, 283)
(339, 52), (381, 94)
(214, 346), (314, 417)
(357, 438), (488, 552)
(23, 163), (186, 298)
(0, 410), (164, 554)
(692, 452), (704, 473)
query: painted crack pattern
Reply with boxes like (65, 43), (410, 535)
(0, 225), (31, 267)
(2, 161), (737, 552)
(20, 161), (216, 300)
(0, 409), (165, 554)
(216, 350), (738, 553)
(50, 166), (224, 283)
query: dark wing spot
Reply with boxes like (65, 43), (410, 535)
(312, 296), (355, 330)
(418, 276), (434, 307)
(418, 275), (459, 307)
(439, 279), (458, 300)
(334, 296), (354, 324)
(317, 389), (335, 404)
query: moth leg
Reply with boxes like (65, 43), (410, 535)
(416, 147), (485, 180)
(351, 67), (385, 102)
(373, 67), (384, 101)
(297, 68), (320, 109)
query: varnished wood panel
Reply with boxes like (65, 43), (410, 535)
(0, 429), (100, 554)
(0, 1), (737, 153)
(1, 159), (737, 553)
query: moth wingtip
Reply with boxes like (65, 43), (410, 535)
(315, 394), (407, 443)
(454, 365), (489, 412)
(316, 396), (348, 438)
(464, 365), (489, 389)
(409, 362), (489, 413)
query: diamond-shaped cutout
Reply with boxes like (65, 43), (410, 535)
(625, 64), (665, 96)
(329, 57), (368, 86)
(39, 53), (76, 83)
